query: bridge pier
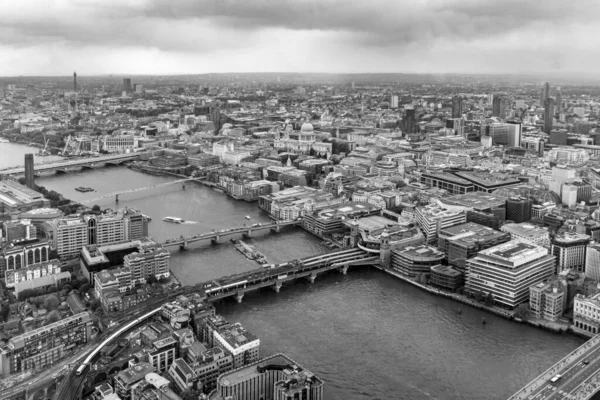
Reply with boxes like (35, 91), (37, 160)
(274, 282), (282, 293)
(307, 272), (317, 284)
(179, 241), (188, 251)
(270, 223), (281, 234)
(211, 235), (220, 245)
(236, 290), (245, 303)
(115, 194), (119, 203)
(339, 264), (349, 275)
(243, 229), (252, 239)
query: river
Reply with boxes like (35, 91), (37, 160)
(0, 142), (63, 169)
(0, 149), (585, 400)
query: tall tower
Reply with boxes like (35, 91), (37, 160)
(452, 96), (463, 119)
(544, 98), (555, 134)
(24, 154), (35, 189)
(73, 71), (77, 92)
(540, 82), (550, 105)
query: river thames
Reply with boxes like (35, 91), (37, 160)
(0, 150), (586, 400)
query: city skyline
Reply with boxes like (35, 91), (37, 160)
(1, 0), (599, 77)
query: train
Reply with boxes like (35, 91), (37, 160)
(75, 307), (162, 376)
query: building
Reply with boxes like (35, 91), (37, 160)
(24, 154), (34, 189)
(123, 240), (170, 285)
(390, 95), (399, 109)
(541, 82), (550, 105)
(420, 172), (474, 195)
(114, 362), (156, 400)
(0, 240), (51, 282)
(148, 337), (178, 373)
(492, 96), (506, 119)
(573, 293), (600, 335)
(212, 322), (260, 369)
(530, 281), (564, 322)
(437, 222), (511, 273)
(465, 240), (556, 308)
(0, 312), (92, 377)
(123, 78), (132, 92)
(2, 219), (37, 243)
(586, 244), (600, 282)
(429, 264), (463, 291)
(551, 232), (590, 274)
(501, 223), (551, 247)
(544, 98), (555, 134)
(452, 96), (463, 119)
(506, 196), (532, 223)
(414, 203), (467, 244)
(481, 123), (521, 147)
(0, 179), (50, 217)
(215, 354), (324, 400)
(391, 245), (445, 277)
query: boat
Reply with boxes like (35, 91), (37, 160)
(163, 216), (185, 223)
(245, 216), (251, 220)
(75, 187), (94, 193)
(0, 138), (9, 143)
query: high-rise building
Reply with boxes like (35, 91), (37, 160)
(492, 96), (506, 119)
(414, 203), (467, 244)
(540, 82), (550, 105)
(465, 240), (556, 308)
(544, 98), (555, 134)
(556, 92), (562, 112)
(123, 241), (170, 285)
(123, 78), (132, 92)
(529, 281), (564, 322)
(506, 196), (532, 223)
(403, 108), (416, 134)
(452, 96), (463, 119)
(482, 123), (521, 147)
(73, 71), (77, 92)
(551, 232), (590, 274)
(390, 95), (399, 109)
(135, 84), (144, 94)
(216, 354), (324, 400)
(212, 322), (260, 369)
(446, 118), (465, 137)
(24, 154), (34, 190)
(26, 85), (35, 101)
(585, 244), (600, 281)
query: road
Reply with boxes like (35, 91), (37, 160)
(525, 339), (600, 400)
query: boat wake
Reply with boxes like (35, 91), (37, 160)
(182, 221), (198, 224)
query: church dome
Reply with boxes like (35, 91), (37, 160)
(300, 122), (314, 133)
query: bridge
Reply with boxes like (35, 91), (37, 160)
(0, 153), (140, 176)
(194, 248), (379, 303)
(80, 178), (203, 204)
(161, 219), (302, 250)
(509, 334), (600, 400)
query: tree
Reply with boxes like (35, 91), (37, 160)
(92, 204), (101, 213)
(485, 293), (495, 306)
(90, 299), (101, 311)
(79, 283), (90, 295)
(146, 275), (158, 285)
(44, 295), (59, 311)
(419, 274), (428, 284)
(44, 310), (60, 326)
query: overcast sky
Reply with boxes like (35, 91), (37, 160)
(0, 0), (597, 77)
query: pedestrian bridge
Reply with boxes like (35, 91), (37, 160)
(0, 153), (140, 175)
(161, 219), (302, 250)
(508, 333), (600, 400)
(186, 248), (379, 303)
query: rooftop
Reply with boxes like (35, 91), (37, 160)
(502, 223), (549, 238)
(441, 192), (507, 211)
(478, 240), (548, 265)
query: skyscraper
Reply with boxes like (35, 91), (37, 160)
(506, 196), (532, 223)
(26, 85), (35, 101)
(403, 108), (416, 134)
(544, 98), (555, 134)
(390, 95), (399, 109)
(73, 71), (77, 92)
(452, 96), (463, 119)
(540, 82), (550, 105)
(492, 96), (506, 119)
(123, 78), (132, 92)
(24, 154), (34, 189)
(556, 91), (562, 112)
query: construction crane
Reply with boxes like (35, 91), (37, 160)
(38, 136), (50, 156)
(61, 135), (72, 156)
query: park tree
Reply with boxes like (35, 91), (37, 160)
(92, 204), (101, 212)
(146, 275), (158, 285)
(79, 283), (91, 295)
(90, 299), (101, 311)
(44, 295), (59, 311)
(44, 310), (60, 325)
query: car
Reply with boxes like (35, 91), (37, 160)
(583, 360), (590, 365)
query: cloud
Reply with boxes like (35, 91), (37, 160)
(0, 0), (598, 76)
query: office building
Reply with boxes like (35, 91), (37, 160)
(403, 108), (416, 134)
(114, 362), (156, 400)
(574, 293), (600, 335)
(541, 82), (550, 105)
(414, 203), (467, 244)
(452, 96), (463, 119)
(482, 123), (521, 147)
(215, 354), (324, 400)
(391, 245), (445, 277)
(212, 322), (260, 369)
(429, 264), (463, 291)
(506, 196), (532, 223)
(420, 172), (474, 195)
(123, 78), (132, 92)
(130, 372), (181, 400)
(501, 223), (551, 247)
(0, 312), (92, 377)
(530, 281), (564, 322)
(465, 240), (555, 308)
(26, 85), (35, 101)
(0, 240), (51, 282)
(492, 96), (506, 119)
(0, 180), (52, 216)
(2, 219), (37, 243)
(586, 244), (600, 281)
(73, 71), (77, 92)
(437, 222), (511, 273)
(123, 240), (170, 285)
(24, 154), (35, 189)
(173, 342), (233, 394)
(390, 95), (399, 109)
(544, 98), (555, 134)
(556, 91), (562, 112)
(148, 337), (178, 373)
(551, 232), (590, 273)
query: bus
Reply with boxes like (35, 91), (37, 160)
(550, 374), (562, 384)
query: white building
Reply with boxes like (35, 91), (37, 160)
(585, 244), (600, 281)
(465, 240), (556, 308)
(414, 203), (466, 244)
(500, 223), (551, 247)
(574, 293), (600, 335)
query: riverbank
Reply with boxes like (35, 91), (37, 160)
(374, 265), (574, 336)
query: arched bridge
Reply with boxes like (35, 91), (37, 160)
(161, 219), (302, 250)
(0, 154), (140, 176)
